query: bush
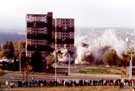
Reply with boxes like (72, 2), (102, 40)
(79, 70), (87, 74)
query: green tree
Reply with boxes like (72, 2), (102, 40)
(9, 41), (14, 51)
(21, 62), (33, 81)
(46, 53), (55, 69)
(0, 44), (2, 51)
(121, 52), (130, 68)
(0, 41), (16, 59)
(2, 40), (8, 49)
(0, 49), (10, 59)
(13, 40), (18, 51)
(0, 41), (14, 59)
(14, 51), (19, 60)
(19, 40), (26, 51)
(102, 49), (121, 66)
(8, 41), (14, 58)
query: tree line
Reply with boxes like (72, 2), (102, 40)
(0, 40), (25, 59)
(0, 40), (25, 71)
(102, 49), (135, 68)
(0, 40), (133, 72)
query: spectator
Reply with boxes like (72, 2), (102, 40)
(0, 82), (1, 88)
(5, 80), (9, 88)
(10, 81), (14, 88)
(43, 80), (46, 87)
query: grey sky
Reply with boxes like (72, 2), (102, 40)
(0, 0), (135, 29)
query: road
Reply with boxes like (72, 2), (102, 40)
(0, 72), (122, 82)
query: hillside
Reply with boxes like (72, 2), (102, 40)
(0, 29), (25, 44)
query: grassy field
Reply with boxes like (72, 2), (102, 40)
(79, 66), (123, 75)
(2, 86), (135, 91)
(54, 65), (123, 75)
(4, 66), (124, 75)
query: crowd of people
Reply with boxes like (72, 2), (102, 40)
(3, 78), (135, 88)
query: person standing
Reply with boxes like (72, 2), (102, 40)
(5, 80), (9, 88)
(0, 82), (1, 88)
(120, 78), (124, 88)
(10, 81), (13, 88)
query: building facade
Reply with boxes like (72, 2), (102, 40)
(26, 12), (53, 61)
(26, 12), (74, 64)
(55, 18), (74, 50)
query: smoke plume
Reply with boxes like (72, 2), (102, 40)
(75, 29), (128, 64)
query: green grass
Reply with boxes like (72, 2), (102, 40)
(90, 68), (110, 74)
(79, 70), (87, 74)
(0, 80), (5, 88)
(4, 66), (124, 76)
(111, 67), (121, 70)
(78, 66), (122, 75)
(79, 68), (110, 74)
(79, 67), (111, 74)
(5, 70), (20, 74)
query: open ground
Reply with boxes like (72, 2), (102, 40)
(2, 86), (135, 91)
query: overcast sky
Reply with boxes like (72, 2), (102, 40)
(0, 0), (135, 29)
